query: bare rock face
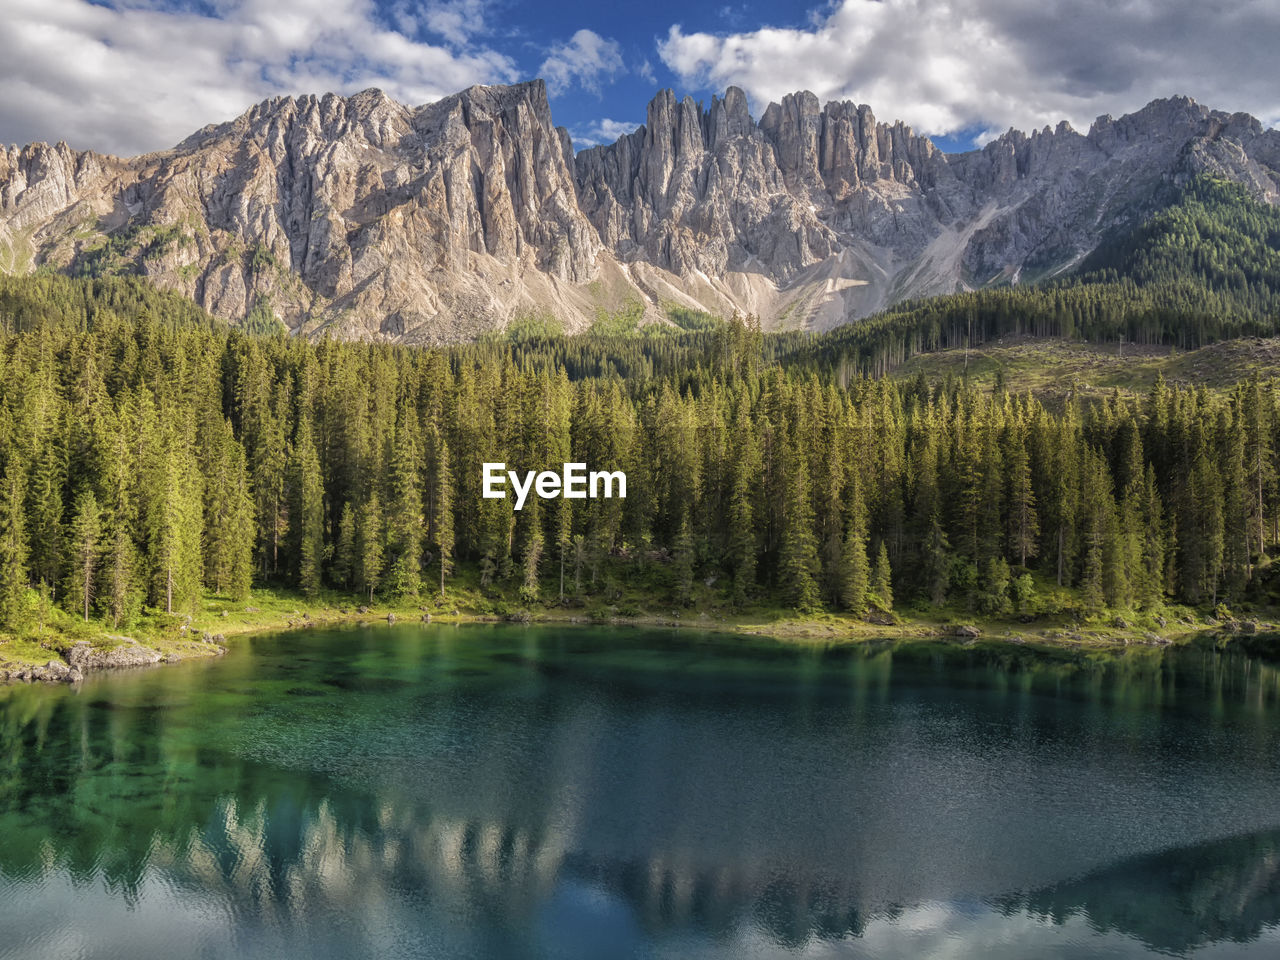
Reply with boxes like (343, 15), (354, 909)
(1, 83), (1278, 339)
(951, 98), (1280, 284)
(575, 87), (834, 281)
(1, 81), (600, 342)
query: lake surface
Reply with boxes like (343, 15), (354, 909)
(3, 625), (1280, 959)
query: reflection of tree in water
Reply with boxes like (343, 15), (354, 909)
(6, 634), (1280, 953)
(998, 828), (1280, 954)
(0, 685), (883, 947)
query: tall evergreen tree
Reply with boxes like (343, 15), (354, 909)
(357, 495), (385, 602)
(0, 449), (30, 631)
(290, 415), (325, 598)
(385, 403), (423, 599)
(870, 541), (894, 612)
(65, 488), (102, 621)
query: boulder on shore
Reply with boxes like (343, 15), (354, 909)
(68, 640), (162, 670)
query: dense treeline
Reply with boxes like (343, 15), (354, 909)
(807, 276), (1278, 378)
(1, 289), (1278, 633)
(0, 272), (220, 334)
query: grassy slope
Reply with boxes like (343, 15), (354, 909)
(890, 335), (1280, 398)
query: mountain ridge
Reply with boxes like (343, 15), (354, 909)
(1, 81), (1277, 342)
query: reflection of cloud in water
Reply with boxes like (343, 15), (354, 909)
(7, 627), (1280, 957)
(6, 780), (1280, 957)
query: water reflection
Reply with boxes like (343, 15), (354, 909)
(1005, 827), (1280, 955)
(3, 627), (1280, 958)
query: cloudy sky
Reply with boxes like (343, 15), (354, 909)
(2, 0), (1277, 157)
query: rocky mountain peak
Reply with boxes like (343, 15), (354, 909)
(1, 83), (1277, 341)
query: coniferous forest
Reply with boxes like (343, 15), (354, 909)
(1, 261), (1279, 643)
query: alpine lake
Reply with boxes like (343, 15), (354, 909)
(3, 623), (1280, 959)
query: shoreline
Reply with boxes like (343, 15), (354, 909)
(3, 593), (1271, 686)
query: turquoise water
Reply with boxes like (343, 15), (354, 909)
(3, 625), (1280, 958)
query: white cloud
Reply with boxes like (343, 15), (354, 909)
(638, 60), (657, 85)
(0, 0), (518, 156)
(539, 29), (624, 98)
(417, 0), (493, 48)
(658, 0), (1280, 141)
(572, 118), (642, 149)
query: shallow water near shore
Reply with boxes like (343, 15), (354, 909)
(3, 624), (1280, 959)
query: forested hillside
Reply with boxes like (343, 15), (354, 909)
(1, 271), (1278, 642)
(797, 177), (1280, 377)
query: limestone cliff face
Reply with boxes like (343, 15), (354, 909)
(1, 82), (1277, 340)
(0, 81), (598, 341)
(574, 88), (836, 281)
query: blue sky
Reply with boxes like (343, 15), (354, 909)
(2, 0), (1277, 158)
(448, 0), (869, 147)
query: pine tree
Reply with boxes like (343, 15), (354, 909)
(671, 513), (695, 606)
(385, 403), (423, 599)
(203, 419), (256, 598)
(726, 409), (759, 608)
(1241, 375), (1275, 559)
(777, 446), (821, 612)
(334, 501), (356, 590)
(839, 522), (870, 614)
(101, 525), (140, 628)
(976, 416), (1005, 565)
(1183, 450), (1225, 604)
(0, 451), (30, 631)
(870, 541), (894, 612)
(1078, 448), (1116, 615)
(357, 495), (385, 602)
(1005, 425), (1039, 567)
(26, 437), (65, 597)
(65, 488), (101, 621)
(923, 516), (951, 606)
(977, 557), (1011, 615)
(291, 415), (325, 598)
(837, 472), (870, 613)
(145, 434), (203, 615)
(426, 424), (454, 596)
(1136, 466), (1166, 610)
(520, 520), (544, 604)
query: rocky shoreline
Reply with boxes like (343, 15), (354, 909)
(0, 634), (226, 685)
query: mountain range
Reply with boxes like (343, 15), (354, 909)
(1, 80), (1277, 342)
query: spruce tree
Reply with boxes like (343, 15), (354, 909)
(385, 403), (423, 599)
(870, 541), (894, 612)
(426, 424), (454, 596)
(26, 438), (65, 597)
(672, 513), (695, 606)
(203, 419), (256, 598)
(334, 501), (356, 590)
(1005, 426), (1039, 567)
(923, 517), (951, 606)
(101, 526), (140, 628)
(777, 448), (821, 612)
(145, 435), (203, 615)
(291, 415), (325, 598)
(65, 488), (101, 621)
(838, 474), (871, 613)
(357, 495), (385, 602)
(0, 451), (30, 631)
